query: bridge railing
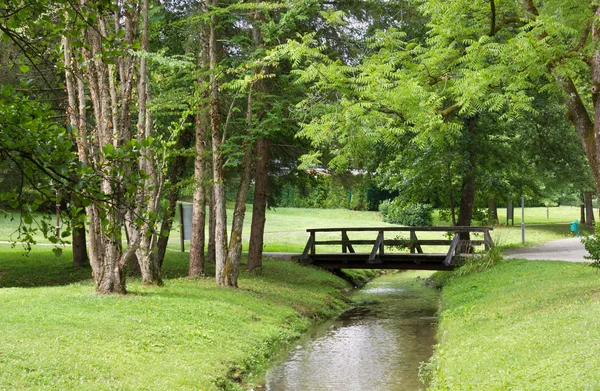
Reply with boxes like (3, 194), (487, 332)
(302, 226), (494, 267)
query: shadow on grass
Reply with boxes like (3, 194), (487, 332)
(0, 246), (199, 289)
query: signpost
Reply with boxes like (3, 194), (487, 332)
(179, 202), (193, 252)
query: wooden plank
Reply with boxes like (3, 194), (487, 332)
(369, 232), (384, 263)
(342, 230), (355, 253)
(302, 233), (315, 265)
(484, 229), (494, 251)
(313, 239), (488, 247)
(444, 234), (460, 266)
(307, 226), (493, 233)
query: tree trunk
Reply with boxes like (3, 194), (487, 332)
(71, 214), (89, 268)
(189, 108), (209, 276)
(132, 0), (163, 287)
(224, 90), (256, 286)
(487, 198), (498, 225)
(247, 4), (270, 274)
(585, 191), (595, 227)
(207, 184), (216, 264)
(125, 226), (141, 276)
(248, 137), (270, 273)
(457, 119), (477, 250)
(204, 1), (230, 286)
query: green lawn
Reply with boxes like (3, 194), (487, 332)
(1, 205), (586, 254)
(0, 245), (380, 390)
(423, 259), (600, 390)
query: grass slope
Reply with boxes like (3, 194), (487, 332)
(424, 259), (600, 390)
(0, 246), (378, 390)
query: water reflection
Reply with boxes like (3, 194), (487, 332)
(260, 273), (437, 391)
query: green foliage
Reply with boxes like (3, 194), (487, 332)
(581, 224), (600, 270)
(379, 199), (433, 226)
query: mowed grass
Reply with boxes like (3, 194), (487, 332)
(0, 245), (381, 390)
(1, 206), (586, 254)
(423, 259), (600, 390)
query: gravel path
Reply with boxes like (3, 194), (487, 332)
(503, 238), (592, 263)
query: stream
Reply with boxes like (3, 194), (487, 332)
(257, 271), (438, 391)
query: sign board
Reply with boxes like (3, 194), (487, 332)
(506, 202), (515, 226)
(179, 202), (193, 251)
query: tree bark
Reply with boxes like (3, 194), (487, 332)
(224, 90), (256, 286)
(207, 184), (216, 264)
(457, 119), (477, 250)
(487, 198), (498, 225)
(71, 207), (89, 268)
(248, 137), (270, 273)
(585, 191), (595, 227)
(131, 0), (163, 287)
(189, 108), (209, 276)
(203, 0), (230, 286)
(247, 2), (270, 273)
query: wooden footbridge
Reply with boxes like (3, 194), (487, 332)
(301, 227), (494, 271)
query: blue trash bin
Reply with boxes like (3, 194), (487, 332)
(570, 219), (579, 237)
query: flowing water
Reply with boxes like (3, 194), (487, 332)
(257, 271), (438, 391)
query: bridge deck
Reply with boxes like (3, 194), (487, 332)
(302, 226), (493, 271)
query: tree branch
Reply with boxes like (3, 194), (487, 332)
(489, 0), (496, 36)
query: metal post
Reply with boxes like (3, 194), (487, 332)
(521, 194), (525, 245)
(179, 202), (185, 252)
(55, 188), (60, 238)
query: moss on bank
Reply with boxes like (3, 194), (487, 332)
(423, 259), (600, 390)
(0, 245), (373, 390)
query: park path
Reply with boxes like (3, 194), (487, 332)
(503, 238), (592, 263)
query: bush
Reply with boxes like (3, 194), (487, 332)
(379, 199), (433, 226)
(581, 224), (600, 270)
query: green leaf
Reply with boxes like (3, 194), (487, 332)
(19, 64), (30, 73)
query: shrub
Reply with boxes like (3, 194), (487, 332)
(581, 224), (600, 270)
(379, 199), (433, 226)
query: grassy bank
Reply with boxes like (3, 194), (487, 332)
(423, 259), (600, 390)
(0, 245), (377, 390)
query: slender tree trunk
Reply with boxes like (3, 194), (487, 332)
(71, 205), (89, 268)
(248, 137), (270, 273)
(156, 123), (193, 268)
(581, 194), (586, 225)
(189, 111), (209, 276)
(132, 0), (163, 286)
(585, 191), (595, 227)
(125, 227), (141, 276)
(204, 0), (230, 286)
(224, 90), (256, 286)
(487, 198), (498, 224)
(63, 36), (89, 268)
(247, 3), (270, 273)
(457, 119), (477, 250)
(207, 184), (216, 264)
(189, 20), (211, 277)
